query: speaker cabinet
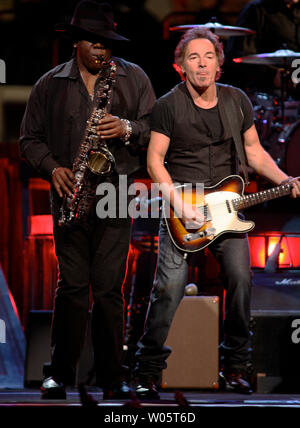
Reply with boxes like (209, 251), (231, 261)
(249, 270), (300, 392)
(251, 271), (300, 312)
(251, 310), (300, 393)
(161, 296), (219, 389)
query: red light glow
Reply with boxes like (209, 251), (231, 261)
(249, 234), (295, 269)
(267, 236), (291, 268)
(28, 215), (53, 235)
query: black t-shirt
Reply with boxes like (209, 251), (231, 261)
(150, 82), (254, 185)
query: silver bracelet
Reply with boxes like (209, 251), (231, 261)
(120, 119), (132, 144)
(280, 176), (293, 185)
(52, 167), (59, 176)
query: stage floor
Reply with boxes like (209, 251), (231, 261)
(1, 388), (300, 407)
(1, 388), (299, 425)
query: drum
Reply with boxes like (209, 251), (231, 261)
(266, 119), (300, 176)
(251, 92), (275, 142)
(280, 99), (300, 122)
(251, 92), (300, 144)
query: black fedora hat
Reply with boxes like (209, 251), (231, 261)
(55, 1), (129, 42)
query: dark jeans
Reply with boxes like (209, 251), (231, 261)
(135, 219), (252, 382)
(50, 197), (132, 387)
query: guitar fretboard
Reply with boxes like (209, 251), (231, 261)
(232, 183), (292, 210)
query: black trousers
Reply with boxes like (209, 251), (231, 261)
(50, 204), (132, 387)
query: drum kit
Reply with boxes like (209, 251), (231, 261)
(170, 20), (300, 176)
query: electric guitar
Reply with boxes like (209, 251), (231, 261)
(163, 175), (294, 252)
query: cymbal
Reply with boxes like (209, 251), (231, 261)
(170, 21), (255, 37)
(234, 49), (300, 66)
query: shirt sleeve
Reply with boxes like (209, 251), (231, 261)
(125, 63), (156, 148)
(19, 75), (60, 180)
(150, 95), (174, 138)
(234, 88), (255, 133)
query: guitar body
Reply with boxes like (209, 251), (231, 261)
(163, 175), (255, 252)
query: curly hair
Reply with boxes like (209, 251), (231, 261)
(174, 27), (224, 81)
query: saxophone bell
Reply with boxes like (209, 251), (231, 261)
(86, 147), (115, 176)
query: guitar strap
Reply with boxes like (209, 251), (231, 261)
(217, 84), (250, 185)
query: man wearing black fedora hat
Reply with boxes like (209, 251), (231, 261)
(20, 0), (155, 400)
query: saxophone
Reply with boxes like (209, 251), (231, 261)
(58, 58), (117, 227)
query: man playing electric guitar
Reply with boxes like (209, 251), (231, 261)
(134, 27), (300, 398)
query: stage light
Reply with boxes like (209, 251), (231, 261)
(249, 233), (297, 269)
(267, 236), (291, 268)
(28, 215), (53, 235)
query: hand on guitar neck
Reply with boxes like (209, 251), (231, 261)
(281, 176), (300, 198)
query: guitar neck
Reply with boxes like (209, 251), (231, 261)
(232, 182), (292, 210)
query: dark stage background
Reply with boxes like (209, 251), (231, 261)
(0, 0), (253, 328)
(0, 0), (300, 392)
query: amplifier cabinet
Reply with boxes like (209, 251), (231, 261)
(161, 296), (219, 389)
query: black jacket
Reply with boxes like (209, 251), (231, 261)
(20, 56), (156, 180)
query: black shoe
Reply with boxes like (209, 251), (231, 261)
(135, 381), (160, 400)
(219, 370), (253, 395)
(103, 381), (132, 400)
(41, 376), (66, 399)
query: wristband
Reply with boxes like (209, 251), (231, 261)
(52, 167), (59, 177)
(120, 119), (132, 144)
(280, 176), (293, 185)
